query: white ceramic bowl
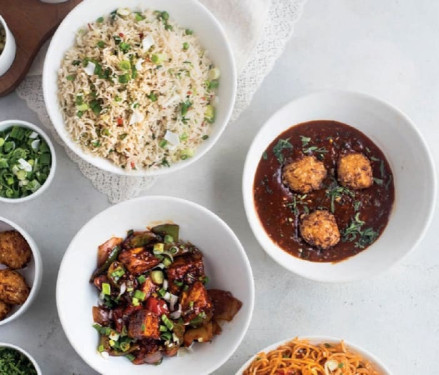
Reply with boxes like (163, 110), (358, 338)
(0, 342), (42, 374)
(235, 336), (392, 374)
(0, 216), (43, 326)
(0, 120), (56, 203)
(243, 90), (436, 282)
(0, 15), (16, 77)
(43, 0), (236, 176)
(56, 196), (254, 375)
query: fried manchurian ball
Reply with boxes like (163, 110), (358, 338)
(282, 155), (327, 194)
(337, 153), (373, 190)
(299, 210), (340, 249)
(0, 300), (11, 321)
(0, 230), (32, 269)
(0, 269), (30, 305)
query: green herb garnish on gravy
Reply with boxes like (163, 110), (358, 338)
(342, 212), (379, 249)
(0, 347), (37, 375)
(273, 138), (293, 163)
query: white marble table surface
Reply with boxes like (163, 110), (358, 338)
(1, 0), (438, 374)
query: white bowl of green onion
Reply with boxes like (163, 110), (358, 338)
(0, 120), (56, 203)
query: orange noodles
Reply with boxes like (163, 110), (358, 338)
(243, 338), (381, 375)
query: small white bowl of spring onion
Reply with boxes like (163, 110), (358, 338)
(0, 120), (56, 203)
(0, 343), (42, 375)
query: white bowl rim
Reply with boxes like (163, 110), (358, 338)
(234, 335), (393, 374)
(0, 215), (43, 326)
(242, 89), (437, 282)
(56, 194), (255, 374)
(43, 0), (237, 177)
(0, 119), (57, 203)
(0, 342), (43, 374)
(0, 15), (17, 77)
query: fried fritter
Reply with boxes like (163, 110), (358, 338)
(337, 153), (373, 190)
(0, 230), (32, 269)
(300, 210), (340, 250)
(0, 300), (11, 321)
(282, 155), (327, 194)
(0, 269), (30, 305)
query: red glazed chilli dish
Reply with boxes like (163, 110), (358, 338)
(90, 223), (242, 366)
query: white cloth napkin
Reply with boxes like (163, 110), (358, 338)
(19, 0), (307, 202)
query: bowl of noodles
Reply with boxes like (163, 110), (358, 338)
(43, 0), (236, 176)
(236, 336), (392, 375)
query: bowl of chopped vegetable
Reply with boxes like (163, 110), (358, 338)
(57, 195), (254, 375)
(0, 343), (42, 375)
(0, 120), (56, 202)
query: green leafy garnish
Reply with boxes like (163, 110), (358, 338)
(272, 138), (293, 163)
(118, 74), (131, 84)
(303, 145), (328, 155)
(119, 42), (131, 53)
(326, 184), (354, 213)
(300, 135), (311, 146)
(342, 213), (379, 248)
(180, 100), (192, 116)
(0, 347), (38, 375)
(90, 99), (103, 115)
(373, 177), (384, 185)
(134, 12), (145, 21)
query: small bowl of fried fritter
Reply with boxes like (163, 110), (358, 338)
(0, 216), (42, 325)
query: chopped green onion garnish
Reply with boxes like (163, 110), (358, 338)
(151, 270), (164, 285)
(135, 12), (145, 21)
(151, 53), (166, 64)
(161, 314), (174, 330)
(153, 242), (164, 254)
(119, 42), (131, 53)
(133, 290), (146, 301)
(119, 60), (131, 70)
(102, 283), (111, 295)
(180, 149), (194, 160)
(148, 92), (158, 102)
(204, 105), (215, 123)
(118, 74), (131, 83)
(163, 257), (172, 267)
(77, 103), (89, 111)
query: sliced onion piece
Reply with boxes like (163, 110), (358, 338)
(84, 61), (96, 76)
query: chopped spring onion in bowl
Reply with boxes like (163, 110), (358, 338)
(0, 120), (56, 202)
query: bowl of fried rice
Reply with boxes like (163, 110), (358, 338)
(43, 0), (236, 176)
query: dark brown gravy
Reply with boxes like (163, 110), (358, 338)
(253, 120), (395, 262)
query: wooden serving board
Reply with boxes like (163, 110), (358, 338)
(0, 0), (82, 97)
